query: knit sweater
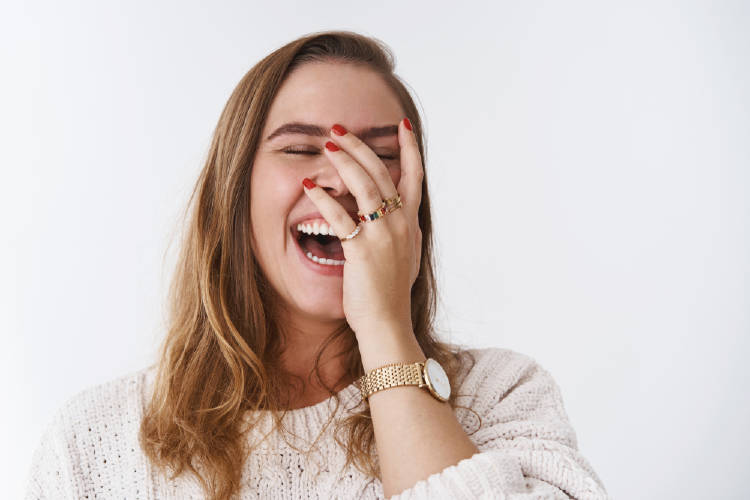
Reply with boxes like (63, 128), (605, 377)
(24, 347), (608, 499)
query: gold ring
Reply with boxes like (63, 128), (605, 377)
(384, 195), (402, 214)
(384, 194), (400, 208)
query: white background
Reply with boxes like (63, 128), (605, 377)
(3, 1), (748, 498)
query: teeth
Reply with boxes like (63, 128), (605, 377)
(305, 251), (345, 266)
(297, 221), (337, 238)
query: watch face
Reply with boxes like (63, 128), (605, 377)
(424, 358), (451, 401)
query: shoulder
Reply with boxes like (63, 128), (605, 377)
(41, 364), (157, 455)
(26, 365), (158, 498)
(429, 347), (609, 498)
(54, 364), (156, 425)
(450, 346), (575, 440)
(453, 345), (550, 393)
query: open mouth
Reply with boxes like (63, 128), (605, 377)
(292, 225), (346, 265)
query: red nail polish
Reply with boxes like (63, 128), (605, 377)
(403, 118), (412, 131)
(332, 124), (347, 136)
(325, 141), (340, 152)
(302, 178), (316, 189)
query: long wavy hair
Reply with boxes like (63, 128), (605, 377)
(138, 29), (479, 500)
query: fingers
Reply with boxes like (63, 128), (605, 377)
(396, 118), (424, 221)
(324, 120), (423, 221)
(322, 139), (385, 215)
(308, 119), (422, 239)
(301, 178), (359, 241)
(329, 124), (396, 205)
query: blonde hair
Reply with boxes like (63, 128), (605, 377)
(138, 29), (478, 500)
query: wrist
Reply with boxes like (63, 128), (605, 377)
(353, 316), (413, 342)
(356, 326), (425, 373)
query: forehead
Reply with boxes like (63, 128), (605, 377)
(263, 62), (405, 139)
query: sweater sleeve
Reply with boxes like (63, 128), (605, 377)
(24, 408), (76, 500)
(390, 348), (608, 500)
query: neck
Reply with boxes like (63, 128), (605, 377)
(275, 311), (356, 397)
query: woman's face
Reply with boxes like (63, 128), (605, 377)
(250, 61), (405, 327)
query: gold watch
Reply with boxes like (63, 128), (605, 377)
(358, 358), (451, 402)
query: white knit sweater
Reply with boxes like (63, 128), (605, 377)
(24, 347), (608, 499)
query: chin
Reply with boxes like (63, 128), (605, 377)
(296, 294), (345, 321)
(301, 308), (346, 325)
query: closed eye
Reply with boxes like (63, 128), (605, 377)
(282, 149), (318, 156)
(282, 148), (398, 160)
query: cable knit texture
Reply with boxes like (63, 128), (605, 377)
(24, 347), (608, 499)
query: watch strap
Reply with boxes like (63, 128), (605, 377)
(358, 361), (425, 400)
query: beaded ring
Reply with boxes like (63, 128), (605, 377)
(340, 224), (361, 241)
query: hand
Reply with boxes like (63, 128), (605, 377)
(301, 118), (424, 340)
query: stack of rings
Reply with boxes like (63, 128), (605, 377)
(383, 194), (403, 214)
(340, 194), (403, 241)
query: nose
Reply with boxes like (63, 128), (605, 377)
(308, 160), (351, 198)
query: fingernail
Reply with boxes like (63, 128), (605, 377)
(302, 178), (316, 189)
(332, 124), (347, 136)
(325, 141), (340, 152)
(403, 118), (412, 131)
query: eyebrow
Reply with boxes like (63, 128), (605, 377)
(265, 122), (399, 142)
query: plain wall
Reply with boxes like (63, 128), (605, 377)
(3, 1), (748, 498)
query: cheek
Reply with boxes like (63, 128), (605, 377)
(250, 165), (299, 238)
(251, 163), (299, 209)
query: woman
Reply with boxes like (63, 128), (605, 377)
(25, 30), (608, 499)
